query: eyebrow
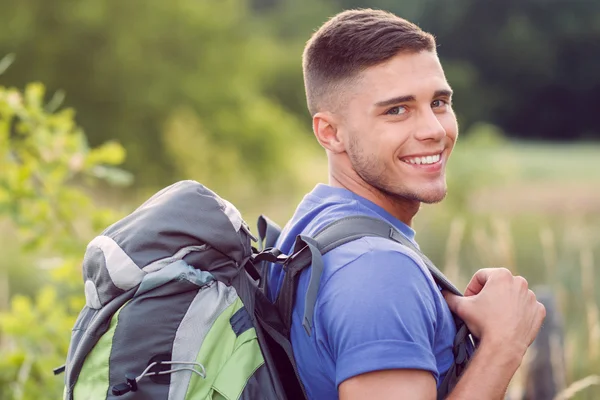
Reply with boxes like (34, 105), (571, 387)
(374, 89), (454, 108)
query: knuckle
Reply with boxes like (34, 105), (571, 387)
(495, 267), (513, 280)
(515, 276), (529, 290)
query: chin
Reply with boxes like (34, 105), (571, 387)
(415, 179), (448, 204)
(382, 186), (447, 205)
(419, 192), (447, 204)
(404, 185), (448, 204)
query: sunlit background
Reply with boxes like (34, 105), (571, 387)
(0, 0), (599, 398)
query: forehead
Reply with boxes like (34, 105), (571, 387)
(354, 51), (449, 102)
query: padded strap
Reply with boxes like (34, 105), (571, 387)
(277, 215), (466, 337)
(313, 215), (462, 295)
(297, 236), (324, 336)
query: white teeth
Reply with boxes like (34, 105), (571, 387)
(404, 153), (441, 165)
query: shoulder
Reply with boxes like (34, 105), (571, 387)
(321, 235), (438, 292)
(316, 235), (442, 327)
(312, 237), (444, 386)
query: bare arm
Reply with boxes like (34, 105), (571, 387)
(338, 344), (520, 400)
(445, 340), (522, 399)
(339, 268), (545, 400)
(339, 369), (436, 400)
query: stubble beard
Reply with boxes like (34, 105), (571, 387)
(347, 136), (447, 205)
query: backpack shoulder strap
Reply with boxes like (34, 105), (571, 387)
(276, 215), (463, 337)
(314, 216), (463, 295)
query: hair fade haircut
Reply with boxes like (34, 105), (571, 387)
(303, 9), (436, 116)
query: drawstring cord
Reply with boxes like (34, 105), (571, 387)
(138, 360), (206, 380)
(112, 361), (206, 396)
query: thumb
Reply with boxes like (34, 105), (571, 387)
(442, 291), (467, 316)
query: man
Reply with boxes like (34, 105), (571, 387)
(267, 9), (546, 400)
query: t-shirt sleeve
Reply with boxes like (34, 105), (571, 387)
(315, 240), (440, 388)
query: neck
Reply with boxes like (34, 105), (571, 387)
(328, 165), (420, 227)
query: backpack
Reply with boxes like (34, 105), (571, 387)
(56, 180), (476, 400)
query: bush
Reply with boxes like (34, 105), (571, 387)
(0, 55), (129, 399)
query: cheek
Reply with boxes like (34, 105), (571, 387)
(441, 111), (459, 142)
(372, 130), (398, 160)
(380, 127), (410, 160)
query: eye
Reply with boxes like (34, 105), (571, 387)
(386, 106), (407, 115)
(432, 99), (449, 109)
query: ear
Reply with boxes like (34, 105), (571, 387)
(312, 111), (345, 154)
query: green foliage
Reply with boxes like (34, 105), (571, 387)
(0, 0), (597, 188)
(0, 0), (324, 187)
(162, 101), (324, 221)
(0, 80), (129, 248)
(441, 123), (514, 213)
(0, 60), (128, 399)
(0, 287), (75, 400)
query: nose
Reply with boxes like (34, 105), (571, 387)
(414, 108), (446, 142)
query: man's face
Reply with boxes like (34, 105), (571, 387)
(339, 50), (458, 204)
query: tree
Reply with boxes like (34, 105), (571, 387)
(0, 0), (321, 188)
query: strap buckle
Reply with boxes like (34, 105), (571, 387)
(251, 248), (288, 264)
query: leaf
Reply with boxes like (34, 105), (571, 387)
(0, 53), (15, 76)
(90, 165), (134, 186)
(24, 82), (46, 111)
(36, 286), (57, 314)
(85, 141), (126, 166)
(45, 90), (65, 114)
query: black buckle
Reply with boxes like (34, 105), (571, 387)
(251, 248), (288, 264)
(112, 374), (138, 396)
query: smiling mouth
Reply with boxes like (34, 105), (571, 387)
(400, 153), (442, 165)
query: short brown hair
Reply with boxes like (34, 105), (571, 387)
(303, 9), (436, 116)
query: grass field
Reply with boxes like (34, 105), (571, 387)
(417, 140), (600, 399)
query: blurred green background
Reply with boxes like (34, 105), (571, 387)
(0, 0), (599, 398)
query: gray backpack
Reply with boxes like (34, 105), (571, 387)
(56, 180), (475, 399)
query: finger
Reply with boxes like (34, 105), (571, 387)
(442, 291), (464, 316)
(464, 268), (495, 296)
(515, 275), (529, 291)
(536, 301), (547, 327)
(528, 302), (547, 344)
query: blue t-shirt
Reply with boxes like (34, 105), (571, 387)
(267, 184), (456, 399)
